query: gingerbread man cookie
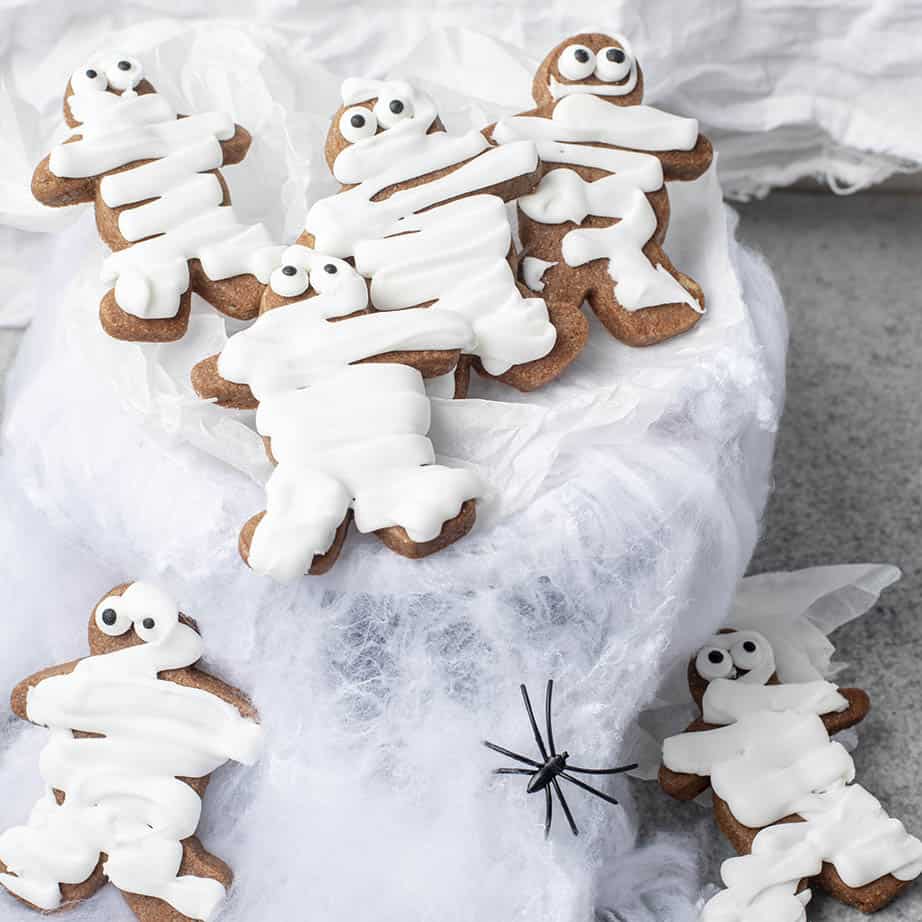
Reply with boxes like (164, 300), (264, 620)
(301, 78), (587, 393)
(31, 52), (283, 342)
(659, 629), (922, 918)
(192, 246), (482, 581)
(0, 582), (262, 922)
(490, 33), (713, 347)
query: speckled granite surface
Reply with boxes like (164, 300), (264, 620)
(0, 190), (919, 919)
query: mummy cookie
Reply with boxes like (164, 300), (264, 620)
(659, 629), (922, 918)
(31, 52), (283, 342)
(192, 247), (482, 581)
(490, 33), (713, 347)
(0, 582), (262, 922)
(300, 78), (586, 393)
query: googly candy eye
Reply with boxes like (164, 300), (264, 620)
(339, 106), (378, 143)
(71, 66), (108, 94)
(695, 646), (734, 680)
(595, 46), (632, 83)
(95, 597), (132, 637)
(304, 255), (348, 294)
(374, 95), (414, 129)
(558, 45), (596, 81)
(134, 611), (173, 644)
(270, 264), (310, 298)
(105, 56), (143, 92)
(730, 636), (765, 672)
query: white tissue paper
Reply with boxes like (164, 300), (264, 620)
(0, 16), (788, 922)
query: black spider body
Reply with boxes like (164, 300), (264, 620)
(484, 680), (636, 838)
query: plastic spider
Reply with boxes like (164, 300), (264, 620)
(484, 679), (637, 838)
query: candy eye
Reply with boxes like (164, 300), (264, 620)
(105, 56), (143, 91)
(375, 95), (413, 129)
(71, 66), (108, 94)
(695, 646), (734, 680)
(308, 257), (349, 293)
(558, 45), (596, 81)
(339, 106), (378, 143)
(729, 634), (775, 679)
(270, 264), (310, 298)
(135, 613), (167, 644)
(95, 598), (132, 637)
(595, 46), (632, 82)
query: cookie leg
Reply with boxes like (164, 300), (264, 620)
(815, 864), (913, 914)
(485, 288), (589, 391)
(586, 248), (704, 347)
(100, 288), (192, 343)
(239, 510), (352, 576)
(711, 793), (912, 914)
(0, 854), (107, 913)
(120, 836), (232, 922)
(375, 499), (477, 559)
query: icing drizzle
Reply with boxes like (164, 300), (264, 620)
(0, 583), (262, 920)
(49, 54), (282, 320)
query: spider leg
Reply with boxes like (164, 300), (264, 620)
(552, 778), (579, 836)
(545, 679), (557, 757)
(483, 740), (542, 768)
(493, 767), (534, 775)
(559, 771), (622, 807)
(520, 684), (550, 760)
(544, 784), (553, 839)
(566, 762), (638, 776)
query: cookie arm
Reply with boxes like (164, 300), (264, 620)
(653, 133), (713, 182)
(218, 123), (252, 167)
(31, 145), (97, 208)
(10, 659), (82, 722)
(191, 353), (258, 410)
(823, 687), (871, 735)
(165, 667), (258, 722)
(658, 717), (717, 801)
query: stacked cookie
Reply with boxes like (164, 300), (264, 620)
(29, 36), (712, 581)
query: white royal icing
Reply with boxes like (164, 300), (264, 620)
(353, 196), (557, 375)
(217, 257), (483, 581)
(304, 79), (557, 376)
(663, 633), (922, 921)
(0, 583), (262, 920)
(521, 257), (556, 292)
(703, 678), (848, 726)
(48, 54), (283, 320)
(492, 96), (703, 314)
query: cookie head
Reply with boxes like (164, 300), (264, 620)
(689, 630), (777, 706)
(64, 53), (155, 127)
(261, 244), (368, 313)
(325, 78), (443, 184)
(89, 581), (182, 654)
(533, 33), (644, 108)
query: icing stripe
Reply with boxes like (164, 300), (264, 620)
(354, 195), (557, 374)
